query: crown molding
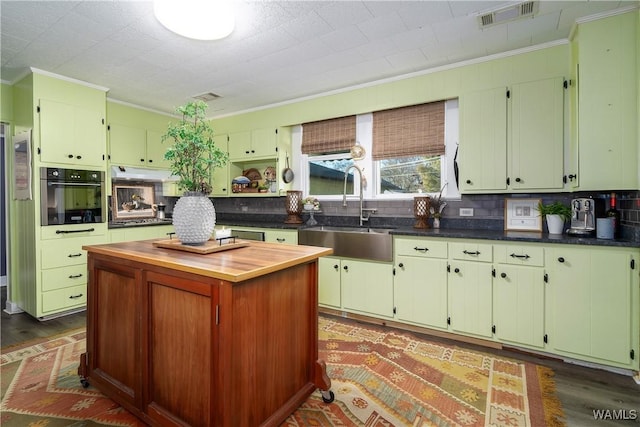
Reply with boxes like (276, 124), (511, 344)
(107, 98), (178, 118)
(29, 67), (109, 92)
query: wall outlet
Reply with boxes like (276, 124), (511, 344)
(459, 208), (474, 217)
(241, 206), (248, 212)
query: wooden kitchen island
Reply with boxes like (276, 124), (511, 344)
(79, 239), (333, 426)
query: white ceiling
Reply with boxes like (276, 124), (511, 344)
(1, 1), (637, 118)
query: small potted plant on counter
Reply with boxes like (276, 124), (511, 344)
(538, 201), (571, 234)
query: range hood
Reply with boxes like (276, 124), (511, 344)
(111, 166), (178, 182)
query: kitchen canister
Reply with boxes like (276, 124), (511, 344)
(596, 217), (615, 239)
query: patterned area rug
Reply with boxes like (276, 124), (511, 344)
(1, 316), (564, 426)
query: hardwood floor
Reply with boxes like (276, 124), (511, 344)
(1, 287), (638, 426)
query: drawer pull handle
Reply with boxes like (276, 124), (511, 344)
(56, 228), (95, 234)
(413, 247), (429, 252)
(398, 263), (404, 268)
(333, 264), (339, 270)
(501, 272), (507, 278)
(276, 238), (285, 243)
(510, 253), (530, 259)
(463, 250), (480, 256)
(343, 265), (349, 272)
(69, 293), (84, 299)
(454, 268), (460, 273)
(558, 257), (565, 263)
(68, 273), (83, 279)
(68, 253), (83, 258)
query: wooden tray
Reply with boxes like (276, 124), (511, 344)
(153, 238), (250, 254)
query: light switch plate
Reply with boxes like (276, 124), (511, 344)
(459, 208), (474, 217)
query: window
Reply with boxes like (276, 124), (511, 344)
(296, 99), (459, 200)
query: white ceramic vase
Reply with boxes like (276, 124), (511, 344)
(546, 214), (565, 234)
(172, 192), (216, 245)
(433, 217), (440, 229)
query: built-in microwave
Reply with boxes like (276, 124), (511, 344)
(40, 167), (105, 226)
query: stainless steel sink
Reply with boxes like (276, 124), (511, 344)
(298, 226), (393, 262)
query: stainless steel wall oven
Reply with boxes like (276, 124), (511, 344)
(40, 167), (105, 226)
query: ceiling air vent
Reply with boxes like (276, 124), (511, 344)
(478, 1), (538, 28)
(193, 92), (222, 102)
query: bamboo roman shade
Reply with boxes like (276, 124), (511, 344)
(372, 101), (445, 160)
(301, 115), (356, 154)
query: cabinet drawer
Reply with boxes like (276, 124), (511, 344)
(494, 245), (544, 267)
(266, 230), (298, 245)
(42, 285), (86, 313)
(41, 224), (106, 240)
(449, 242), (492, 262)
(41, 236), (105, 269)
(395, 237), (447, 259)
(42, 265), (87, 291)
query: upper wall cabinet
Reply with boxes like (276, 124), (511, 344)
(574, 12), (638, 191)
(459, 77), (565, 193)
(38, 98), (106, 168)
(108, 124), (170, 169)
(228, 128), (278, 160)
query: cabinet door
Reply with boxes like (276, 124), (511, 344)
(577, 13), (638, 190)
(146, 130), (171, 169)
(86, 259), (141, 408)
(250, 128), (278, 158)
(228, 131), (251, 160)
(109, 123), (146, 166)
(394, 255), (448, 329)
(510, 77), (564, 190)
(39, 99), (105, 167)
(341, 259), (393, 318)
(493, 265), (545, 348)
(547, 246), (636, 366)
(448, 261), (493, 338)
(210, 135), (229, 196)
(39, 99), (77, 165)
(318, 257), (341, 308)
(459, 87), (507, 192)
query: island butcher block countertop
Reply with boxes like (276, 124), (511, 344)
(83, 238), (333, 282)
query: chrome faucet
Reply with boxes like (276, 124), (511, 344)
(343, 165), (376, 226)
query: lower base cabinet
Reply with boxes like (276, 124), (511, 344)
(447, 260), (493, 338)
(318, 256), (394, 318)
(546, 245), (638, 367)
(493, 264), (545, 348)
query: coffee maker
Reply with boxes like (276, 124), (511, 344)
(567, 197), (604, 236)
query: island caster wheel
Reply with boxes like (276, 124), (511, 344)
(80, 378), (90, 388)
(321, 390), (334, 403)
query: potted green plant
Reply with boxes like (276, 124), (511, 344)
(162, 100), (229, 245)
(537, 201), (571, 234)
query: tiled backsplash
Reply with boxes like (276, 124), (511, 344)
(169, 190), (640, 241)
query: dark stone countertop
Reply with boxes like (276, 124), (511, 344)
(113, 212), (640, 248)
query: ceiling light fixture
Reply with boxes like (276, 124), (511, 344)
(153, 0), (235, 41)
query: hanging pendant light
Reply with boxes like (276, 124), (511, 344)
(154, 0), (235, 41)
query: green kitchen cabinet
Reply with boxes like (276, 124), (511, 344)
(575, 12), (638, 191)
(210, 134), (229, 196)
(39, 98), (106, 168)
(228, 128), (278, 161)
(393, 237), (448, 329)
(447, 241), (493, 338)
(341, 258), (394, 318)
(264, 229), (297, 245)
(459, 77), (565, 193)
(492, 244), (545, 349)
(459, 87), (507, 192)
(108, 125), (171, 169)
(317, 256), (393, 318)
(318, 257), (341, 308)
(110, 225), (174, 243)
(145, 130), (172, 169)
(545, 245), (639, 369)
(509, 77), (564, 190)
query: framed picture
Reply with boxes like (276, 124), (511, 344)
(113, 184), (155, 219)
(504, 198), (542, 232)
(13, 130), (32, 200)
